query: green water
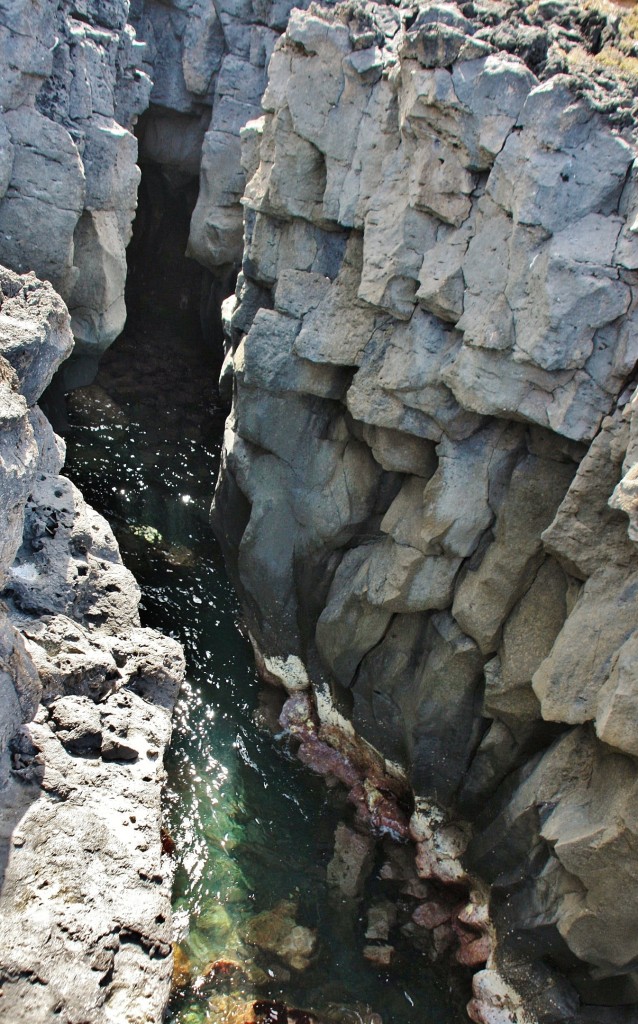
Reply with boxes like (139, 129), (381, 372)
(60, 294), (465, 1024)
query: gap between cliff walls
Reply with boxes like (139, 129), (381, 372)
(42, 112), (235, 433)
(128, 107), (236, 344)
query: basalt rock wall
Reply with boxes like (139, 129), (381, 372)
(210, 1), (638, 1017)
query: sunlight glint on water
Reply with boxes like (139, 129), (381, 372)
(61, 309), (463, 1024)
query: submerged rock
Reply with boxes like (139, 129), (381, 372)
(241, 900), (317, 972)
(326, 822), (376, 899)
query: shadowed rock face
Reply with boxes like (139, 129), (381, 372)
(206, 0), (638, 1016)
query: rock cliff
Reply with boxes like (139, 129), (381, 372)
(0, 0), (153, 387)
(0, 1), (187, 1019)
(0, 263), (184, 1022)
(209, 1), (638, 1018)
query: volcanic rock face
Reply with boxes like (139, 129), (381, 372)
(0, 0), (152, 381)
(0, 264), (184, 1022)
(127, 0), (315, 267)
(210, 1), (638, 1015)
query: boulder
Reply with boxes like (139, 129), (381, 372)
(241, 900), (316, 971)
(326, 823), (376, 899)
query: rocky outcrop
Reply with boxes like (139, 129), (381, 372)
(0, 264), (184, 1023)
(210, 1), (638, 1018)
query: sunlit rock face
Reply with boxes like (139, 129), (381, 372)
(211, 1), (638, 1015)
(0, 0), (151, 380)
(0, 267), (185, 1022)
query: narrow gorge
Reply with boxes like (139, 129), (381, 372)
(1, 1), (638, 1023)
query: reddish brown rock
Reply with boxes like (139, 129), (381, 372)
(412, 899), (458, 930)
(279, 694), (318, 741)
(363, 944), (394, 967)
(455, 929), (491, 967)
(297, 735), (361, 788)
(362, 780), (410, 840)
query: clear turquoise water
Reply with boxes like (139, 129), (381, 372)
(61, 300), (465, 1024)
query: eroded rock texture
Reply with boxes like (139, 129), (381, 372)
(0, 265), (184, 1024)
(0, 0), (153, 384)
(210, 2), (638, 1017)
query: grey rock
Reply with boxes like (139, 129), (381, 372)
(0, 0), (56, 110)
(358, 423), (438, 478)
(327, 822), (376, 898)
(0, 654), (182, 1024)
(346, 309), (483, 442)
(441, 336), (621, 443)
(417, 219), (473, 323)
(182, 0), (225, 97)
(239, 307), (348, 400)
(294, 234), (388, 368)
(533, 561), (638, 729)
(382, 422), (524, 561)
(7, 473), (140, 632)
(29, 407), (66, 477)
(0, 368), (37, 584)
(0, 108), (84, 299)
(543, 411), (634, 579)
(204, 0), (638, 1009)
(452, 454), (574, 654)
(0, 610), (41, 787)
(274, 268), (331, 320)
(488, 558), (569, 726)
(0, 266), (74, 406)
(410, 612), (485, 803)
(488, 76), (633, 233)
(400, 54), (536, 172)
(315, 544), (393, 688)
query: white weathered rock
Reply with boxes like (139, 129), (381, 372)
(0, 0), (151, 362)
(0, 108), (85, 299)
(0, 259), (185, 1022)
(0, 266), (74, 406)
(8, 473), (140, 633)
